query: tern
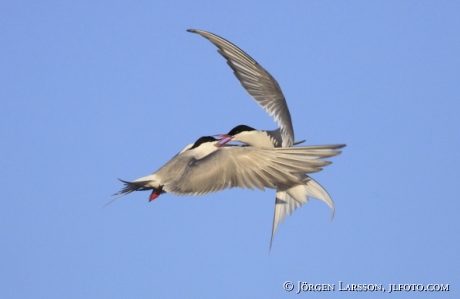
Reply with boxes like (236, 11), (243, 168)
(188, 29), (344, 247)
(115, 136), (344, 203)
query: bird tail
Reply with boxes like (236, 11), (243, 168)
(114, 179), (152, 195)
(103, 179), (153, 208)
(270, 176), (335, 249)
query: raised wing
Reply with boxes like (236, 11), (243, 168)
(167, 144), (345, 196)
(188, 29), (295, 147)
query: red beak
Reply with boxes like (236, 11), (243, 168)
(214, 134), (233, 148)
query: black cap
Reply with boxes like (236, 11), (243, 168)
(190, 136), (218, 150)
(227, 125), (256, 136)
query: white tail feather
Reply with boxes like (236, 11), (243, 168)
(270, 177), (335, 249)
(301, 177), (335, 220)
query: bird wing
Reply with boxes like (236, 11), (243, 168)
(166, 144), (344, 196)
(270, 176), (335, 248)
(271, 189), (304, 247)
(188, 29), (295, 147)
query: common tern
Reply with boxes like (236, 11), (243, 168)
(115, 136), (344, 203)
(188, 29), (344, 247)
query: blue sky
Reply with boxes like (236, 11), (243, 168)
(1, 1), (459, 298)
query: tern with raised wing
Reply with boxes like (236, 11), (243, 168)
(188, 29), (344, 247)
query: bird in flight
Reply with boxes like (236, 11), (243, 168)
(113, 29), (345, 248)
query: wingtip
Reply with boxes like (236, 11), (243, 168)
(269, 232), (275, 252)
(293, 139), (306, 145)
(187, 29), (197, 33)
(329, 207), (335, 222)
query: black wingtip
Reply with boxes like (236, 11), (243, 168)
(293, 139), (306, 145)
(187, 29), (197, 33)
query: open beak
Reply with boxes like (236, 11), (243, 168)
(214, 134), (234, 148)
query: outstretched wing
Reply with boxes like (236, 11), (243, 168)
(167, 144), (344, 196)
(188, 29), (295, 147)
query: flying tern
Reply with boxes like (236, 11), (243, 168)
(188, 29), (344, 247)
(115, 136), (344, 203)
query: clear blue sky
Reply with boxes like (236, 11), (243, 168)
(1, 1), (459, 298)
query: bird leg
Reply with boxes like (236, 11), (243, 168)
(149, 186), (164, 201)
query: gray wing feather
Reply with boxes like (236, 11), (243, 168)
(188, 29), (295, 147)
(167, 145), (344, 196)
